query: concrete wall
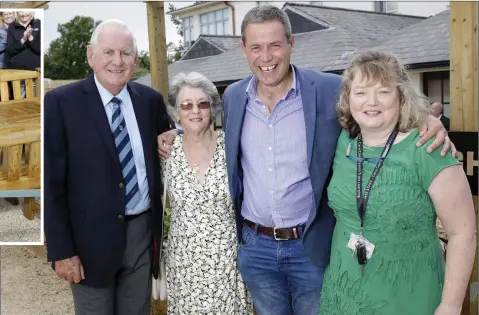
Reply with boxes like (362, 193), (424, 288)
(392, 2), (449, 17)
(232, 2), (259, 36)
(182, 2), (232, 44)
(408, 71), (423, 94)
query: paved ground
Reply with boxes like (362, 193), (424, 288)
(0, 198), (41, 243)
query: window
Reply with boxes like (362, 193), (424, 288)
(200, 8), (229, 36)
(182, 16), (194, 47)
(423, 71), (451, 118)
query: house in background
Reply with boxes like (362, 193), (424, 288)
(136, 2), (453, 128)
(169, 1), (449, 48)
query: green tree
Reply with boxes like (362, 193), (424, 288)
(44, 16), (101, 80)
(167, 41), (185, 64)
(133, 50), (151, 80)
(168, 2), (183, 37)
(137, 50), (150, 69)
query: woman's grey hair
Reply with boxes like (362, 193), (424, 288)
(241, 5), (292, 44)
(167, 72), (222, 125)
(89, 19), (138, 55)
(338, 50), (431, 137)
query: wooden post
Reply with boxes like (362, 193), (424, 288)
(449, 2), (478, 315)
(145, 4), (169, 314)
(146, 1), (169, 99)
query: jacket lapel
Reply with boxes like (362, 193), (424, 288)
(225, 85), (247, 198)
(82, 76), (121, 169)
(296, 68), (317, 169)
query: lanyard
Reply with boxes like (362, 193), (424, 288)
(356, 127), (399, 230)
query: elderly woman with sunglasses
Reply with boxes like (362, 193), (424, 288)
(319, 51), (476, 315)
(161, 72), (252, 314)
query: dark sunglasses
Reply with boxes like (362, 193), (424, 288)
(179, 101), (211, 111)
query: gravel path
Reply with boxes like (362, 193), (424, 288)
(1, 245), (74, 315)
(0, 198), (41, 243)
(0, 244), (167, 315)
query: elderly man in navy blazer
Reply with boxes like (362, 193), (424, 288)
(158, 6), (452, 315)
(44, 19), (171, 315)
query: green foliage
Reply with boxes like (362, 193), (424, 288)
(168, 3), (183, 37)
(167, 41), (185, 64)
(132, 50), (151, 80)
(163, 207), (171, 242)
(137, 50), (150, 69)
(162, 193), (172, 241)
(167, 2), (188, 63)
(44, 16), (101, 80)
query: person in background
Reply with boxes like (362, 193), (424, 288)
(319, 51), (476, 315)
(0, 15), (8, 68)
(431, 101), (450, 131)
(6, 11), (40, 71)
(0, 11), (19, 206)
(1, 11), (16, 29)
(1, 11), (16, 68)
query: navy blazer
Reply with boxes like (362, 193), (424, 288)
(223, 66), (342, 267)
(44, 75), (171, 287)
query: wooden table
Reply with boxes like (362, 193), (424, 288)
(0, 98), (40, 122)
(0, 97), (41, 219)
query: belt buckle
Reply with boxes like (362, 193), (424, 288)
(274, 227), (291, 241)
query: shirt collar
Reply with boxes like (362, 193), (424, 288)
(245, 65), (299, 100)
(93, 74), (129, 108)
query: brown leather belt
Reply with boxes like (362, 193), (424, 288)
(244, 219), (305, 241)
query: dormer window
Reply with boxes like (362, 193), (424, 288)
(200, 8), (230, 35)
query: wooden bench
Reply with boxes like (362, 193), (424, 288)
(0, 69), (41, 220)
(0, 69), (41, 101)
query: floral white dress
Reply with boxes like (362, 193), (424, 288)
(162, 131), (253, 314)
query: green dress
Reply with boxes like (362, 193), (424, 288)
(319, 129), (459, 315)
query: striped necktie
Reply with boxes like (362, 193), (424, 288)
(109, 97), (140, 210)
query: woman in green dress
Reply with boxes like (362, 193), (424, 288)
(319, 51), (476, 315)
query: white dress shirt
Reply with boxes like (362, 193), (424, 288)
(94, 75), (150, 215)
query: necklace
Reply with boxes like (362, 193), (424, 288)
(183, 135), (212, 175)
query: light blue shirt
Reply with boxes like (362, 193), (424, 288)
(94, 75), (150, 215)
(241, 67), (314, 228)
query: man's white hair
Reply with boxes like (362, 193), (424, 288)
(89, 19), (138, 55)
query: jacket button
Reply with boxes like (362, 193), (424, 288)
(118, 214), (124, 220)
(119, 183), (124, 188)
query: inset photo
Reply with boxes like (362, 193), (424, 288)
(0, 8), (43, 244)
